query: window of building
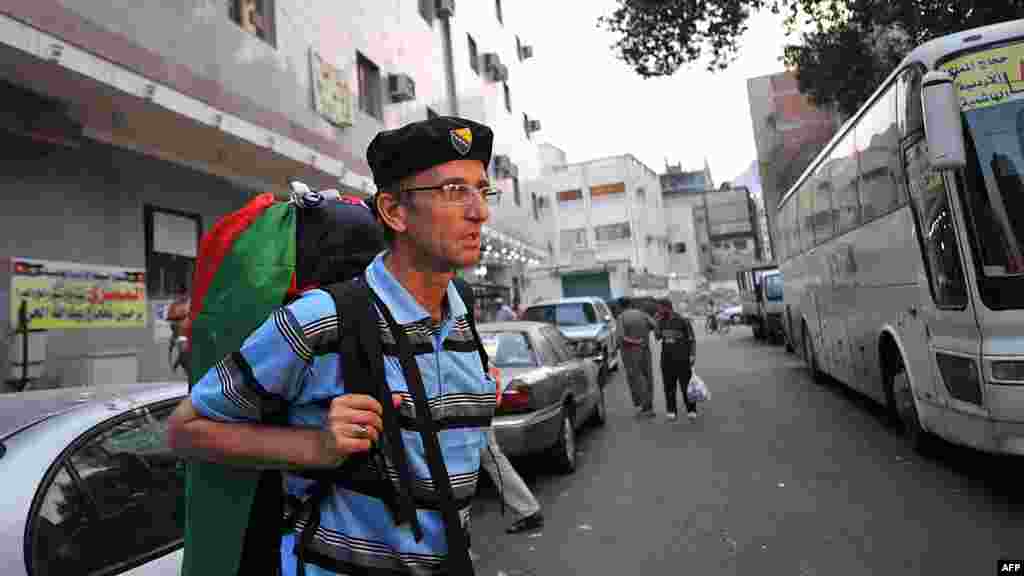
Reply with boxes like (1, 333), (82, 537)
(357, 52), (383, 120)
(427, 107), (439, 120)
(557, 189), (583, 202)
(418, 0), (435, 24)
(468, 34), (480, 75)
(145, 206), (201, 301)
(672, 242), (687, 253)
(636, 187), (646, 202)
(513, 177), (521, 206)
(595, 222), (631, 242)
(734, 239), (748, 250)
(560, 228), (587, 251)
(590, 182), (625, 199)
(531, 193), (540, 221)
(29, 402), (184, 575)
(230, 0), (276, 46)
(495, 0), (504, 24)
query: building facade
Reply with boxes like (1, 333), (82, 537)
(525, 153), (669, 303)
(0, 0), (549, 390)
(747, 70), (841, 260)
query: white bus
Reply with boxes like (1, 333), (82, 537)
(776, 19), (1024, 455)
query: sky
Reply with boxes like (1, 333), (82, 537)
(514, 1), (793, 185)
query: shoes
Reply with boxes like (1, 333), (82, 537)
(507, 512), (545, 534)
(687, 410), (697, 420)
(666, 412), (678, 421)
(641, 408), (656, 419)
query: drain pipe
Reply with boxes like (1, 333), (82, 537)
(439, 11), (458, 116)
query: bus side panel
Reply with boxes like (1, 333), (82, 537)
(846, 208), (922, 405)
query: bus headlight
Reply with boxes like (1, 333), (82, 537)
(990, 360), (1024, 384)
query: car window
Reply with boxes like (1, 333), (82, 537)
(30, 401), (185, 576)
(542, 327), (573, 363)
(479, 331), (539, 367)
(531, 330), (559, 365)
(524, 303), (596, 326)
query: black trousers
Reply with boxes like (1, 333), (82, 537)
(662, 356), (695, 415)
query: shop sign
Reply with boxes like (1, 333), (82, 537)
(310, 49), (354, 127)
(9, 258), (147, 330)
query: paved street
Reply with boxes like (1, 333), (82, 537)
(470, 328), (1024, 576)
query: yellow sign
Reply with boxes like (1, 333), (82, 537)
(310, 49), (354, 127)
(10, 258), (147, 330)
(941, 42), (1024, 112)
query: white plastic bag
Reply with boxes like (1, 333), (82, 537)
(686, 373), (710, 403)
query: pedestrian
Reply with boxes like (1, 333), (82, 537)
(494, 297), (517, 322)
(166, 286), (192, 382)
(168, 116), (501, 576)
(479, 430), (545, 534)
(655, 300), (697, 421)
(618, 298), (658, 418)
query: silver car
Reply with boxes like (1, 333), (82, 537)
(522, 297), (621, 377)
(479, 321), (606, 474)
(1, 382), (187, 576)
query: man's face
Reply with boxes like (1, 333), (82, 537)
(399, 159), (490, 269)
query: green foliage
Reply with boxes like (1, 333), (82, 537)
(600, 0), (1024, 115)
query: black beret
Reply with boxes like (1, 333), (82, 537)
(366, 116), (494, 190)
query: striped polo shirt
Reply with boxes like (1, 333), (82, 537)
(191, 252), (496, 576)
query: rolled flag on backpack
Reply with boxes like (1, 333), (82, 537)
(181, 184), (385, 576)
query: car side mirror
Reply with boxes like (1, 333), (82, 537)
(922, 70), (966, 170)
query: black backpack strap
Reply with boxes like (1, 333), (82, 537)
(289, 279), (422, 576)
(370, 290), (476, 576)
(452, 277), (489, 374)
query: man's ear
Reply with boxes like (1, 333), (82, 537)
(376, 189), (408, 235)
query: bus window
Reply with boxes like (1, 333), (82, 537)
(831, 131), (861, 233)
(799, 182), (816, 252)
(906, 139), (968, 308)
(898, 66), (924, 138)
(812, 164), (835, 243)
(858, 84), (901, 221)
(765, 274), (783, 302)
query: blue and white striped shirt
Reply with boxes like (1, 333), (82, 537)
(191, 252), (495, 576)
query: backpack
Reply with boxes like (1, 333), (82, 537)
(183, 183), (488, 576)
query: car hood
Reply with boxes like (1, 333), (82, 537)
(557, 325), (605, 340)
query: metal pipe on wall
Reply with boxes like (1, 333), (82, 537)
(440, 13), (458, 116)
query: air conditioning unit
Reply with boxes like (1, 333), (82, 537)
(519, 45), (534, 60)
(436, 0), (455, 17)
(388, 73), (416, 103)
(492, 63), (509, 82)
(526, 119), (541, 133)
(493, 154), (513, 178)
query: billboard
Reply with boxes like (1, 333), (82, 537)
(310, 49), (354, 127)
(9, 258), (147, 330)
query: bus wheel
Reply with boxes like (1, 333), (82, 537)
(890, 362), (935, 455)
(802, 323), (824, 384)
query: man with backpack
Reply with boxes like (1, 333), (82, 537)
(168, 116), (501, 576)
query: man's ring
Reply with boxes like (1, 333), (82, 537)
(353, 424), (370, 439)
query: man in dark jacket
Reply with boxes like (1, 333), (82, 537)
(656, 300), (697, 421)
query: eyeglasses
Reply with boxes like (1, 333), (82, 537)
(401, 183), (502, 206)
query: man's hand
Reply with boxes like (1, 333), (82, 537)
(320, 393), (402, 467)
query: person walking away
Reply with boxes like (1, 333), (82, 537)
(166, 287), (192, 382)
(168, 116), (501, 576)
(618, 298), (658, 418)
(656, 300), (697, 421)
(494, 298), (517, 322)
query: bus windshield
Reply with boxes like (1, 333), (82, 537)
(945, 43), (1024, 278)
(942, 41), (1024, 308)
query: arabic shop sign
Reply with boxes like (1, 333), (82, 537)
(310, 48), (354, 127)
(942, 42), (1024, 112)
(9, 258), (147, 330)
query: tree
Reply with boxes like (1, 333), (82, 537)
(600, 0), (1024, 116)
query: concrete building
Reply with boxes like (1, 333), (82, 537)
(0, 1), (548, 390)
(731, 159), (772, 262)
(747, 70), (841, 260)
(659, 163), (713, 293)
(525, 153), (669, 303)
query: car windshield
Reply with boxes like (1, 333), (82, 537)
(524, 303), (597, 326)
(479, 331), (539, 368)
(764, 274), (783, 301)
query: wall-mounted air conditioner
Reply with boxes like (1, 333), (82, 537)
(436, 0), (455, 18)
(388, 73), (416, 103)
